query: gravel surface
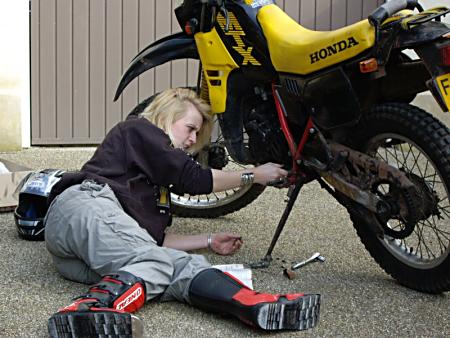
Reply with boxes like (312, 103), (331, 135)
(0, 145), (449, 338)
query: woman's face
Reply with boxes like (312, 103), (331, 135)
(170, 103), (203, 150)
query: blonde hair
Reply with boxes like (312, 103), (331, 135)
(140, 88), (212, 152)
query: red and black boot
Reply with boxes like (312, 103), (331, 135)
(48, 271), (146, 338)
(189, 268), (320, 331)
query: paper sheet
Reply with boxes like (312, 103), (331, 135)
(0, 162), (10, 174)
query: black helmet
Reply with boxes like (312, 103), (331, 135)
(14, 169), (65, 240)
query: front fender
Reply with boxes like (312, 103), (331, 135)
(114, 32), (199, 101)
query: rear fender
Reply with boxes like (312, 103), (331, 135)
(394, 21), (450, 49)
(114, 32), (199, 101)
(390, 21), (450, 111)
(414, 36), (450, 112)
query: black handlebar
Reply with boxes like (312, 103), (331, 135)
(200, 0), (224, 6)
(198, 0), (230, 32)
(369, 0), (422, 26)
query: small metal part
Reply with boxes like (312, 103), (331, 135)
(283, 268), (296, 280)
(249, 255), (272, 269)
(291, 252), (325, 270)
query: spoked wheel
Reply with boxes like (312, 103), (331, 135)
(129, 94), (265, 219)
(348, 103), (450, 293)
(368, 134), (449, 265)
(171, 117), (265, 218)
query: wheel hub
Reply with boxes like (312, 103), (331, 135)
(407, 172), (440, 220)
(207, 144), (229, 169)
(372, 180), (418, 239)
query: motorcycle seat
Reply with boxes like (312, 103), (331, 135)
(257, 4), (375, 75)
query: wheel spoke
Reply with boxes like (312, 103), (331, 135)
(422, 157), (431, 180)
(422, 172), (439, 180)
(402, 143), (415, 171)
(384, 146), (402, 168)
(425, 221), (449, 256)
(425, 177), (442, 190)
(398, 142), (411, 169)
(418, 224), (436, 259)
(438, 196), (450, 205)
(227, 159), (248, 169)
(413, 226), (424, 258)
(376, 148), (389, 163)
(439, 206), (450, 219)
(407, 145), (422, 175)
(424, 218), (450, 250)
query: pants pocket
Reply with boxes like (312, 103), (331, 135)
(103, 210), (156, 245)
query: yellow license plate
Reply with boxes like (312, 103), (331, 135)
(436, 73), (450, 111)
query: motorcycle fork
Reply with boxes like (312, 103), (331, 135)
(250, 84), (314, 269)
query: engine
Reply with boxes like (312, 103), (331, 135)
(243, 87), (290, 166)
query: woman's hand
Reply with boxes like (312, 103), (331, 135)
(211, 162), (288, 192)
(253, 162), (288, 185)
(162, 232), (242, 255)
(210, 233), (243, 255)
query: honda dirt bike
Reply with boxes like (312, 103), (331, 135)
(114, 0), (450, 294)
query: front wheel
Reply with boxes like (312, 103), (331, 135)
(348, 103), (450, 293)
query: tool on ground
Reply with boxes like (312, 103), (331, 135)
(283, 252), (325, 280)
(291, 252), (325, 270)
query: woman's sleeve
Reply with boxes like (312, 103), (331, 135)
(121, 120), (213, 195)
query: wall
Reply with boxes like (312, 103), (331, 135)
(0, 0), (30, 150)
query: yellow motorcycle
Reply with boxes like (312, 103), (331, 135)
(115, 0), (450, 293)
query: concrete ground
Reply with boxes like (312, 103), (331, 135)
(1, 107), (449, 337)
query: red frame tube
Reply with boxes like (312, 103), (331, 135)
(272, 83), (313, 173)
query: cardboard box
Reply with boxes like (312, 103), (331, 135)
(0, 158), (33, 212)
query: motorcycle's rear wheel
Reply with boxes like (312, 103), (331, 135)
(347, 103), (450, 293)
(129, 94), (265, 218)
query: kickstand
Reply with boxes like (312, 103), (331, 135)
(250, 182), (303, 269)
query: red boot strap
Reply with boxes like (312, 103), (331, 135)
(112, 282), (145, 313)
(58, 298), (98, 312)
(285, 293), (305, 301)
(90, 307), (126, 313)
(102, 276), (123, 284)
(232, 288), (280, 306)
(89, 288), (109, 294)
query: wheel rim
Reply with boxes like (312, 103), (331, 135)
(171, 119), (256, 210)
(366, 133), (450, 269)
(171, 182), (255, 209)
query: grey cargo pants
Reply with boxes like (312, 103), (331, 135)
(44, 180), (211, 303)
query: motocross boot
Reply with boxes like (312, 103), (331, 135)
(189, 268), (320, 331)
(48, 271), (145, 338)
